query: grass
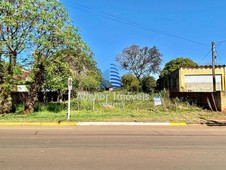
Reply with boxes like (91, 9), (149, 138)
(0, 103), (225, 124)
(1, 91), (226, 124)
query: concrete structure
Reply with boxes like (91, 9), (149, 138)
(158, 65), (226, 92)
(222, 92), (226, 112)
(158, 65), (226, 111)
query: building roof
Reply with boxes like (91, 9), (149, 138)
(180, 65), (226, 69)
(13, 70), (30, 81)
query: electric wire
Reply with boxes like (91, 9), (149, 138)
(215, 40), (226, 65)
(215, 50), (224, 65)
(217, 40), (226, 47)
(63, 2), (210, 47)
(198, 48), (212, 64)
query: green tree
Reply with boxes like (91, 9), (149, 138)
(141, 76), (156, 93)
(121, 74), (141, 92)
(43, 58), (71, 102)
(59, 49), (100, 82)
(160, 57), (198, 77)
(52, 48), (102, 93)
(0, 47), (4, 84)
(0, 0), (40, 113)
(78, 70), (101, 92)
(43, 50), (102, 97)
(24, 0), (89, 113)
(0, 0), (39, 75)
(0, 59), (12, 114)
(116, 45), (162, 82)
(0, 0), (99, 113)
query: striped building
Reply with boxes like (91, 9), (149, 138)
(109, 64), (121, 88)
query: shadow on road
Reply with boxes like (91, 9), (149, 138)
(205, 120), (226, 126)
(200, 117), (226, 126)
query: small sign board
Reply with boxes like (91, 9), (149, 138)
(68, 77), (72, 90)
(17, 85), (28, 92)
(154, 96), (162, 106)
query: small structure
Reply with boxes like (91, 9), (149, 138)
(157, 65), (226, 111)
(13, 69), (30, 92)
(158, 65), (226, 92)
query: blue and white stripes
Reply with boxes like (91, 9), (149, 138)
(110, 64), (121, 88)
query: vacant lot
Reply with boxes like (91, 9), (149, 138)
(1, 92), (226, 124)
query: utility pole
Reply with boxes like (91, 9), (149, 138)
(212, 41), (216, 92)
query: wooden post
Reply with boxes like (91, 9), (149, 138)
(212, 41), (216, 92)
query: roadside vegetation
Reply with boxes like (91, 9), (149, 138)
(1, 90), (225, 124)
(1, 1), (225, 124)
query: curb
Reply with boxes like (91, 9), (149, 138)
(0, 122), (76, 126)
(76, 122), (187, 126)
(0, 122), (186, 126)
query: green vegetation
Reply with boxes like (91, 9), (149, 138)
(116, 45), (162, 82)
(121, 74), (141, 92)
(121, 74), (156, 93)
(1, 91), (224, 124)
(0, 0), (100, 114)
(0, 1), (221, 124)
(160, 57), (198, 77)
(116, 45), (161, 93)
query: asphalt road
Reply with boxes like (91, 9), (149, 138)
(0, 126), (226, 170)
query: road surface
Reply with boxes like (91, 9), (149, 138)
(0, 126), (226, 170)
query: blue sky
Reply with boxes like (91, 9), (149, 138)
(60, 0), (226, 77)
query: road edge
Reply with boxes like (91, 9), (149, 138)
(0, 122), (187, 126)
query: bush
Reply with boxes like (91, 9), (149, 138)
(34, 102), (66, 113)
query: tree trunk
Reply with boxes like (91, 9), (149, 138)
(0, 50), (15, 114)
(0, 84), (13, 114)
(0, 51), (17, 114)
(24, 63), (45, 114)
(8, 51), (17, 75)
(0, 49), (3, 84)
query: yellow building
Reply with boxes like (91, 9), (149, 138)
(158, 65), (226, 92)
(157, 65), (226, 111)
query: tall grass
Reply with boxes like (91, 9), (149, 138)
(29, 90), (201, 113)
(1, 90), (210, 123)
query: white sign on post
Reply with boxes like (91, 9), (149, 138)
(68, 77), (72, 120)
(68, 77), (72, 90)
(154, 96), (162, 106)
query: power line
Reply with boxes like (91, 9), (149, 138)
(215, 41), (225, 65)
(215, 50), (223, 65)
(199, 43), (224, 65)
(199, 48), (212, 63)
(63, 2), (210, 47)
(217, 40), (226, 46)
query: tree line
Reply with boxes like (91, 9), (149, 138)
(0, 0), (198, 114)
(115, 45), (197, 93)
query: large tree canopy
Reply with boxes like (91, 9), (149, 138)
(116, 45), (162, 82)
(0, 0), (40, 74)
(160, 57), (198, 77)
(52, 49), (102, 93)
(0, 0), (99, 114)
(0, 0), (44, 113)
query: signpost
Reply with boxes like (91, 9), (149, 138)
(154, 96), (162, 106)
(68, 77), (72, 120)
